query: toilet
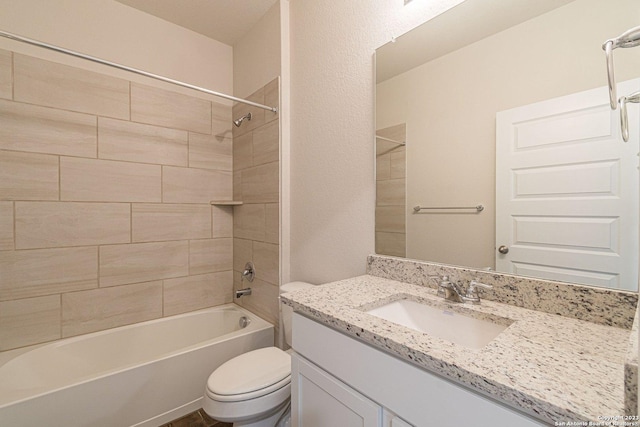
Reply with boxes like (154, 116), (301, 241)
(203, 281), (314, 427)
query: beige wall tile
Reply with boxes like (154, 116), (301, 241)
(233, 277), (278, 325)
(0, 49), (11, 100)
(212, 205), (233, 238)
(390, 150), (406, 179)
(233, 204), (265, 241)
(14, 54), (129, 119)
(98, 117), (188, 166)
(188, 132), (232, 171)
(131, 83), (211, 134)
(62, 281), (162, 337)
(0, 100), (97, 157)
(132, 203), (211, 243)
(233, 132), (253, 171)
(264, 78), (279, 124)
(233, 171), (243, 201)
(252, 120), (279, 166)
(0, 202), (13, 251)
(232, 88), (265, 137)
(376, 179), (406, 206)
(60, 157), (161, 202)
(0, 295), (61, 351)
(376, 152), (390, 181)
(377, 123), (406, 142)
(163, 272), (232, 316)
(189, 238), (232, 275)
(15, 202), (130, 249)
(253, 241), (279, 285)
(0, 247), (97, 301)
(265, 203), (279, 244)
(162, 166), (232, 203)
(233, 238), (253, 272)
(0, 150), (59, 201)
(375, 232), (406, 258)
(375, 206), (406, 233)
(99, 240), (188, 287)
(212, 101), (232, 140)
(241, 163), (279, 204)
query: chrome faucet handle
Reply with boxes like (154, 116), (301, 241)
(438, 276), (466, 303)
(436, 275), (451, 298)
(463, 281), (493, 304)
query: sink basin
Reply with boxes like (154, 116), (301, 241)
(366, 299), (509, 349)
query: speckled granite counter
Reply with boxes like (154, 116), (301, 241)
(281, 275), (636, 425)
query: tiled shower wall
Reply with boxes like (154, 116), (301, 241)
(231, 79), (280, 326)
(0, 49), (237, 351)
(375, 123), (406, 257)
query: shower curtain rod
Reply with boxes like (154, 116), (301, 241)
(0, 30), (278, 113)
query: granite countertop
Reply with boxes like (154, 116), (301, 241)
(281, 274), (634, 425)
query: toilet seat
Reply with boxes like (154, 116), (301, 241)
(206, 347), (291, 402)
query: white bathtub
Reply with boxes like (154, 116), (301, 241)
(0, 304), (273, 427)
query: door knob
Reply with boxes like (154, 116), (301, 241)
(498, 245), (509, 254)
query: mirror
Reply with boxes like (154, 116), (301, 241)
(375, 0), (640, 291)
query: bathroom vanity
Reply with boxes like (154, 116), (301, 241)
(281, 256), (639, 427)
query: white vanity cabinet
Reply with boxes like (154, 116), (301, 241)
(290, 313), (548, 427)
(291, 354), (416, 427)
(291, 355), (381, 426)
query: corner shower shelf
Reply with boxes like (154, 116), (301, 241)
(210, 200), (243, 206)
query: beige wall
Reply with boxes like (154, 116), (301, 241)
(377, 0), (640, 269)
(0, 0), (233, 102)
(289, 0), (465, 284)
(233, 1), (282, 99)
(0, 50), (234, 351)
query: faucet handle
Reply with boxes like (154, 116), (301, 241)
(463, 281), (493, 304)
(436, 275), (451, 298)
(468, 280), (492, 292)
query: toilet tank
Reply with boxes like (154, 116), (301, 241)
(280, 281), (314, 347)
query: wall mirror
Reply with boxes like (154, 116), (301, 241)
(375, 0), (640, 291)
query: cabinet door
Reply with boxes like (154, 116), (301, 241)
(291, 354), (381, 427)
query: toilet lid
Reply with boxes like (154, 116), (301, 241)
(207, 347), (291, 398)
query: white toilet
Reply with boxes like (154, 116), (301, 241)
(203, 281), (314, 427)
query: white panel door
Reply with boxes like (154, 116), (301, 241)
(496, 79), (639, 290)
(291, 354), (381, 427)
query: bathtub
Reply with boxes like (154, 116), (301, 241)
(0, 304), (273, 427)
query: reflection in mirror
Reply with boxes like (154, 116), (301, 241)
(375, 0), (640, 291)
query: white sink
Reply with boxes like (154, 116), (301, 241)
(366, 299), (510, 349)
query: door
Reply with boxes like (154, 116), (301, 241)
(291, 354), (381, 427)
(496, 79), (639, 290)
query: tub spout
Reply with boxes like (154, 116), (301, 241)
(235, 288), (252, 298)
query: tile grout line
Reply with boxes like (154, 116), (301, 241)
(97, 245), (101, 289)
(10, 51), (14, 101)
(12, 201), (15, 251)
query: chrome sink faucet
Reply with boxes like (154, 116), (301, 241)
(437, 276), (493, 304)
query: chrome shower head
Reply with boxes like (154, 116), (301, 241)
(233, 112), (252, 127)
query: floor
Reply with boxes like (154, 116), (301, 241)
(158, 408), (232, 427)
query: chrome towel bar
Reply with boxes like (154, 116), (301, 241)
(619, 90), (640, 142)
(602, 25), (640, 110)
(413, 205), (484, 213)
(376, 135), (406, 146)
